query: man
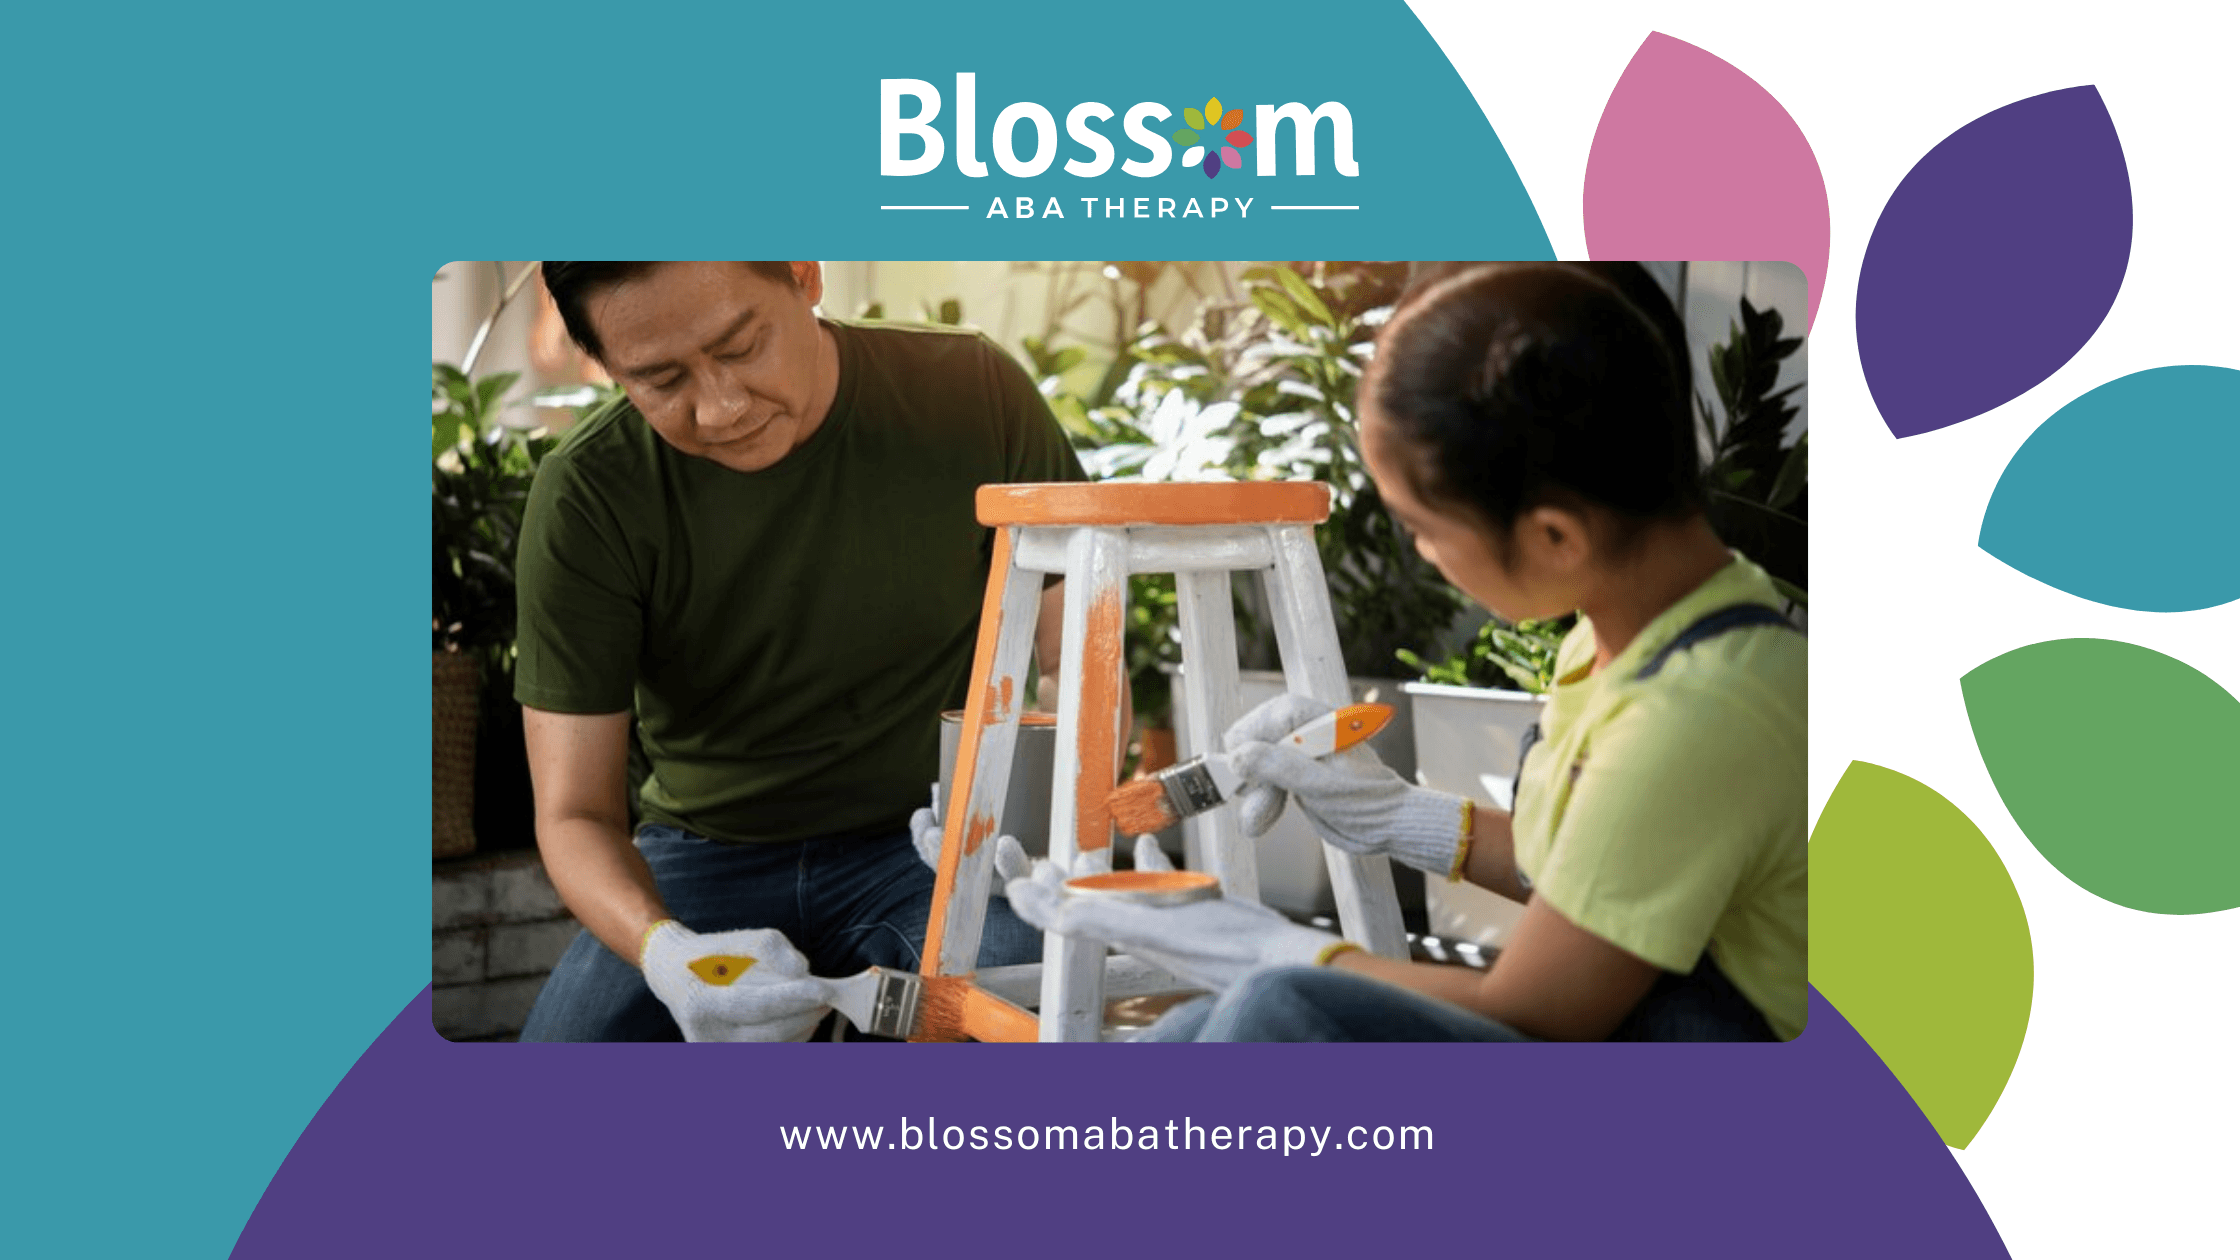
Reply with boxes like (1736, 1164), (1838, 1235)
(513, 261), (1085, 1041)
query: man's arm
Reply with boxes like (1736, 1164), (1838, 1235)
(1029, 578), (1134, 765)
(523, 707), (668, 963)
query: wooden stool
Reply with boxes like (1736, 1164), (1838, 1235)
(916, 482), (1409, 1042)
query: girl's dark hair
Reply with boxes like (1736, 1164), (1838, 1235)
(541, 261), (799, 362)
(1371, 262), (1699, 546)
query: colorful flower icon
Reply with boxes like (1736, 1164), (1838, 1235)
(1171, 95), (1252, 178)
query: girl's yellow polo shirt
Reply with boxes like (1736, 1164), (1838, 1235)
(1511, 555), (1807, 1040)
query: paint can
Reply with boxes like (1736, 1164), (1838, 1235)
(1062, 870), (1222, 907)
(937, 710), (1057, 858)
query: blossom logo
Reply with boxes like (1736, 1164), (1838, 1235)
(1173, 96), (1252, 178)
(878, 75), (1355, 181)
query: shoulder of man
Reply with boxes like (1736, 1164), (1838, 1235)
(832, 318), (1022, 378)
(531, 388), (660, 490)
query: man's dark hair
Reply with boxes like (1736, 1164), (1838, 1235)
(1371, 262), (1701, 546)
(541, 262), (799, 363)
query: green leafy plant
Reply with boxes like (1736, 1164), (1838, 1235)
(1397, 615), (1575, 694)
(1069, 262), (1458, 680)
(432, 364), (555, 668)
(1698, 296), (1808, 605)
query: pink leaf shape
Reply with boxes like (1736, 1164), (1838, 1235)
(1585, 32), (1830, 330)
(1222, 145), (1241, 169)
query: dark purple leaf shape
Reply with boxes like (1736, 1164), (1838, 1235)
(1204, 151), (1221, 178)
(1857, 86), (2131, 439)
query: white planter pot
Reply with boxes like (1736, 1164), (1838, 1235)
(1403, 681), (1546, 949)
(1172, 670), (1420, 918)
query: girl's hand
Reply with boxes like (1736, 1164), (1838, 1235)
(1004, 837), (1345, 993)
(1223, 693), (1473, 876)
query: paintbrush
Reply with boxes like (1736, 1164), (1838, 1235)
(1105, 703), (1394, 836)
(821, 967), (927, 1039)
(682, 956), (937, 1039)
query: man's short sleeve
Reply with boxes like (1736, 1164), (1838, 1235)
(1530, 688), (1787, 972)
(984, 334), (1087, 485)
(512, 456), (641, 715)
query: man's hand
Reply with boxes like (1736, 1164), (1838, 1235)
(639, 921), (832, 1042)
(1223, 694), (1471, 876)
(908, 785), (946, 871)
(1004, 838), (1342, 992)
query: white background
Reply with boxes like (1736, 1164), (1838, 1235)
(1411, 1), (2237, 1253)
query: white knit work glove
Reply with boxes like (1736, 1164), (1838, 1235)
(1224, 693), (1472, 877)
(639, 922), (832, 1043)
(915, 786), (1041, 902)
(1005, 837), (1345, 993)
(909, 785), (946, 871)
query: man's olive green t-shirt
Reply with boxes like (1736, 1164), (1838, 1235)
(513, 320), (1086, 844)
(1510, 556), (1808, 1040)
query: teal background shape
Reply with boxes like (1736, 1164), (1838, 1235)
(1, 1), (1548, 1254)
(1979, 365), (2240, 612)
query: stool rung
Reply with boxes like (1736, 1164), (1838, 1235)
(1012, 525), (1276, 576)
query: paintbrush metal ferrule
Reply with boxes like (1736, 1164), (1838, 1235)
(865, 969), (922, 1040)
(1155, 757), (1231, 820)
(830, 967), (924, 1039)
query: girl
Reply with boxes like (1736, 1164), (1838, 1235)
(1007, 262), (1806, 1042)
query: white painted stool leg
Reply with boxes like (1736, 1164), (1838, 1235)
(1172, 568), (1257, 901)
(1260, 525), (1408, 958)
(925, 527), (1051, 979)
(1038, 526), (1130, 1041)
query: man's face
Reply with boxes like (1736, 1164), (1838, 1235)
(586, 262), (836, 473)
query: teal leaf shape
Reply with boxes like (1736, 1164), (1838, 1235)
(1965, 638), (2240, 913)
(1979, 365), (2240, 612)
(1810, 761), (2032, 1148)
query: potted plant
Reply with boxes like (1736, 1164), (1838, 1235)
(432, 363), (555, 858)
(1698, 295), (1808, 609)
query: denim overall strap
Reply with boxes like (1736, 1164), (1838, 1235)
(1511, 603), (1800, 818)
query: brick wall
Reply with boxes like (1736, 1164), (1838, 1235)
(433, 851), (580, 1040)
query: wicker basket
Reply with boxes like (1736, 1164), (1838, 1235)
(433, 651), (480, 859)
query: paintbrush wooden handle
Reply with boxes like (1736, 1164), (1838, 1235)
(1281, 703), (1395, 758)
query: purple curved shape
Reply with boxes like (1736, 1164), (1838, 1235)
(1204, 151), (1221, 178)
(1858, 86), (2131, 438)
(233, 989), (2008, 1258)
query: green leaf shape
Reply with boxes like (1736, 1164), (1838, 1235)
(1963, 638), (2240, 913)
(1810, 761), (2032, 1148)
(1185, 108), (1206, 130)
(1172, 127), (1201, 146)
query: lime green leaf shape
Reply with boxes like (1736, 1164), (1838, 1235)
(1964, 638), (2240, 913)
(1810, 761), (2032, 1148)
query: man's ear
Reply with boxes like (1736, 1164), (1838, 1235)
(791, 260), (824, 307)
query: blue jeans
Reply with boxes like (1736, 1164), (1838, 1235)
(1135, 967), (1540, 1042)
(1137, 951), (1778, 1042)
(519, 825), (1044, 1042)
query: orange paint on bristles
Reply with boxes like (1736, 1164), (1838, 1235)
(1107, 778), (1179, 836)
(908, 976), (1038, 1043)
